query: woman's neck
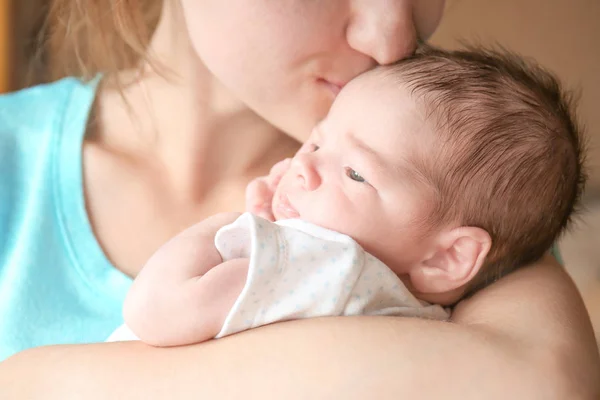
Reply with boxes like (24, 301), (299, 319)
(92, 1), (300, 201)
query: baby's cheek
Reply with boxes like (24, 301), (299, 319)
(312, 192), (354, 231)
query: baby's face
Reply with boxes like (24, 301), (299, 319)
(273, 72), (437, 272)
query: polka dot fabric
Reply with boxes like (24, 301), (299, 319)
(215, 213), (449, 338)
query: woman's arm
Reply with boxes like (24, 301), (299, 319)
(1, 254), (598, 399)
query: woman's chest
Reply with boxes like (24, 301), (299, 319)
(83, 146), (250, 278)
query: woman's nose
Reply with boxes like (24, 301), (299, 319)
(346, 0), (418, 65)
(292, 154), (322, 191)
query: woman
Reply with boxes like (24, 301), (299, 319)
(0, 0), (598, 398)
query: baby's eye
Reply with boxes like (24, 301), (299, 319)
(310, 144), (320, 152)
(346, 167), (366, 183)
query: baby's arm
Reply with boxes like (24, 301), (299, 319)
(123, 212), (249, 346)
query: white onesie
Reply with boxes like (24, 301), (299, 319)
(107, 213), (448, 342)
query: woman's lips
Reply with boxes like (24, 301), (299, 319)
(276, 193), (300, 219)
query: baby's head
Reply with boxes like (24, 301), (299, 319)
(272, 45), (585, 304)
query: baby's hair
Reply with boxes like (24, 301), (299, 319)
(385, 45), (586, 296)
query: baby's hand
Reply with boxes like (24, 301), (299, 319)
(245, 158), (291, 221)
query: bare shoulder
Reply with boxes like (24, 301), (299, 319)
(453, 253), (600, 399)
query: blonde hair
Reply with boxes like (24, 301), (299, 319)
(41, 0), (163, 82)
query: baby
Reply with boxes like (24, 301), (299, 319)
(107, 46), (585, 346)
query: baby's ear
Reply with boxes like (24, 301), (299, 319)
(409, 227), (491, 294)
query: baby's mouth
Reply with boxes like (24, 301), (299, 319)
(275, 193), (300, 220)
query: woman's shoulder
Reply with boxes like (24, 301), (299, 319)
(452, 254), (600, 395)
(0, 77), (96, 139)
(0, 77), (98, 178)
(0, 77), (98, 223)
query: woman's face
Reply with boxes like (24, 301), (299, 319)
(179, 0), (445, 141)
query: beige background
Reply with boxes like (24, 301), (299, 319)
(0, 0), (10, 93)
(432, 0), (600, 193)
(431, 0), (600, 344)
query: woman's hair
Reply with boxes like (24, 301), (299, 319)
(40, 0), (163, 82)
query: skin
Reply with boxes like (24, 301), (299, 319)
(1, 0), (599, 398)
(86, 0), (444, 277)
(125, 71), (493, 346)
(272, 72), (492, 303)
(123, 212), (247, 346)
(272, 75), (439, 265)
(1, 258), (598, 399)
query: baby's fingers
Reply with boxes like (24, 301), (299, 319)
(267, 158), (292, 189)
(245, 178), (275, 221)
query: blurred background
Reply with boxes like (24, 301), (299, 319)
(0, 0), (598, 344)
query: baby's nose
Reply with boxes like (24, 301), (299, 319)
(292, 154), (321, 191)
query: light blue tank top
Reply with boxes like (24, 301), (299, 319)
(0, 78), (132, 361)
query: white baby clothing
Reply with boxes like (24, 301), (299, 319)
(214, 213), (448, 337)
(107, 213), (448, 342)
